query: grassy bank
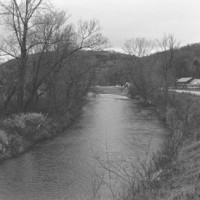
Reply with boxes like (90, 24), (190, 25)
(0, 100), (84, 161)
(121, 92), (200, 200)
(0, 85), (125, 161)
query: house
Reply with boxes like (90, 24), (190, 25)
(188, 79), (200, 89)
(176, 77), (193, 89)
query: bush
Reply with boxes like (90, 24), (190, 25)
(2, 113), (46, 129)
(0, 113), (50, 141)
(0, 112), (54, 159)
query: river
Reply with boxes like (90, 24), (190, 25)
(0, 93), (167, 200)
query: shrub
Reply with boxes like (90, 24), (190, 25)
(0, 113), (49, 141)
(2, 113), (47, 129)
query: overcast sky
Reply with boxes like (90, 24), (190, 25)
(54, 0), (200, 50)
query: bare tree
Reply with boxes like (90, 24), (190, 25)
(123, 37), (155, 102)
(124, 37), (155, 57)
(23, 18), (107, 111)
(0, 0), (52, 111)
(156, 34), (180, 105)
(0, 0), (108, 112)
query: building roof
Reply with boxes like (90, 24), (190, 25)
(177, 77), (193, 83)
(190, 79), (200, 85)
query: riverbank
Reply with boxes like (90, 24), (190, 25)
(93, 85), (129, 96)
(0, 100), (85, 162)
(0, 86), (125, 162)
(122, 92), (200, 200)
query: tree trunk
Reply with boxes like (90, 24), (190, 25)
(17, 66), (25, 112)
(3, 86), (16, 110)
(17, 52), (26, 112)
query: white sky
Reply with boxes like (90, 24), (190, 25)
(54, 0), (200, 49)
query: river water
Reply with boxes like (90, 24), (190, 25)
(0, 94), (167, 200)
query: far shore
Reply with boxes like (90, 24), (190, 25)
(93, 85), (128, 96)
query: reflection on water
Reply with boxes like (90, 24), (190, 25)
(0, 94), (167, 200)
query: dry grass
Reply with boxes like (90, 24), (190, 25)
(119, 93), (200, 200)
(149, 141), (200, 200)
(175, 141), (200, 186)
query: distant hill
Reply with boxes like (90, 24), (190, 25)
(1, 43), (200, 87)
(175, 43), (200, 78)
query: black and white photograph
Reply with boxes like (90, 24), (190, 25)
(0, 0), (200, 199)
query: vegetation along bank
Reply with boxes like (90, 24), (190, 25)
(0, 0), (107, 161)
(117, 37), (200, 200)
